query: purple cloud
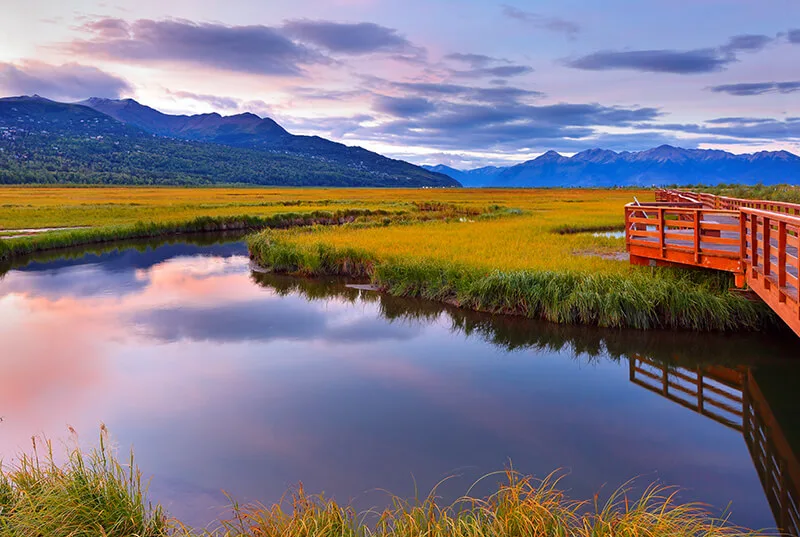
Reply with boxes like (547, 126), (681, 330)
(502, 5), (581, 38)
(709, 81), (800, 96)
(0, 61), (131, 101)
(68, 18), (328, 76)
(567, 49), (731, 74)
(282, 20), (420, 55)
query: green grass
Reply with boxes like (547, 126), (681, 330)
(0, 435), (761, 537)
(248, 232), (776, 332)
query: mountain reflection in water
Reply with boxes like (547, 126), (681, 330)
(0, 236), (797, 534)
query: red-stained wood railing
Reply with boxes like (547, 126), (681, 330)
(628, 190), (800, 337)
(626, 204), (743, 274)
(741, 208), (800, 337)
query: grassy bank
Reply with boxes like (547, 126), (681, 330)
(248, 233), (774, 331)
(0, 434), (758, 537)
(0, 209), (392, 263)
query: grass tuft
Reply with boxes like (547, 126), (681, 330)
(0, 427), (168, 537)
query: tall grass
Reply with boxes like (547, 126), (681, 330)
(0, 437), (762, 537)
(248, 233), (775, 332)
(0, 427), (168, 537)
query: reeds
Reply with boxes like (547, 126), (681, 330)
(248, 234), (774, 332)
(0, 438), (764, 536)
(0, 427), (168, 536)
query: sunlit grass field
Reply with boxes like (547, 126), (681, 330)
(2, 186), (772, 331)
(0, 186), (645, 274)
(279, 189), (642, 274)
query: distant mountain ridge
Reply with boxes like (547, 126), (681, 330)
(424, 146), (800, 187)
(0, 95), (459, 187)
(80, 97), (450, 185)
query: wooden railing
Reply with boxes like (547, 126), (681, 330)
(658, 189), (800, 216)
(741, 208), (800, 336)
(632, 190), (800, 336)
(626, 204), (743, 275)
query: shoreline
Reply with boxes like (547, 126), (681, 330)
(248, 232), (777, 332)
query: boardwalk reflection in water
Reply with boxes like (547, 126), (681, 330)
(1, 237), (799, 532)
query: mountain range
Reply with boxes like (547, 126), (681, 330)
(424, 147), (800, 187)
(0, 95), (458, 187)
(1, 94), (798, 188)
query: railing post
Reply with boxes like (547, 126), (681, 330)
(763, 217), (771, 277)
(778, 221), (787, 300)
(751, 213), (759, 273)
(624, 207), (630, 248)
(740, 212), (748, 263)
(659, 207), (665, 254)
(694, 210), (701, 262)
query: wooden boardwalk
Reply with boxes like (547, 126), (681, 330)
(626, 190), (800, 337)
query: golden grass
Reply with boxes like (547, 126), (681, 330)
(0, 187), (645, 275)
(273, 188), (650, 274)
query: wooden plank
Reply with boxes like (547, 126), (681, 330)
(701, 222), (741, 232)
(700, 236), (742, 246)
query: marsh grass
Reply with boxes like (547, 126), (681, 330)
(248, 233), (774, 331)
(0, 437), (764, 537)
(0, 427), (168, 537)
(0, 209), (391, 263)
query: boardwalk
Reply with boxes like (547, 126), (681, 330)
(626, 190), (800, 337)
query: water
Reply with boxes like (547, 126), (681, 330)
(592, 230), (626, 238)
(1, 236), (798, 532)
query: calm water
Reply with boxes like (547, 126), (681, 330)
(1, 236), (799, 532)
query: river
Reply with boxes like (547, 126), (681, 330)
(1, 235), (797, 533)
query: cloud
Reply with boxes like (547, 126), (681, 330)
(442, 52), (532, 79)
(444, 53), (503, 68)
(502, 5), (580, 38)
(568, 34), (775, 74)
(709, 81), (800, 96)
(348, 100), (661, 152)
(67, 18), (328, 76)
(374, 95), (435, 117)
(638, 117), (800, 141)
(0, 61), (131, 101)
(451, 65), (533, 79)
(567, 49), (731, 74)
(389, 81), (543, 102)
(720, 34), (772, 54)
(166, 89), (241, 109)
(789, 29), (800, 44)
(282, 20), (420, 56)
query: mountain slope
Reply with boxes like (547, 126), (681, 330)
(81, 97), (453, 186)
(428, 146), (800, 187)
(0, 96), (459, 187)
(422, 164), (504, 187)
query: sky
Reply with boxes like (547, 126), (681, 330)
(1, 0), (799, 167)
